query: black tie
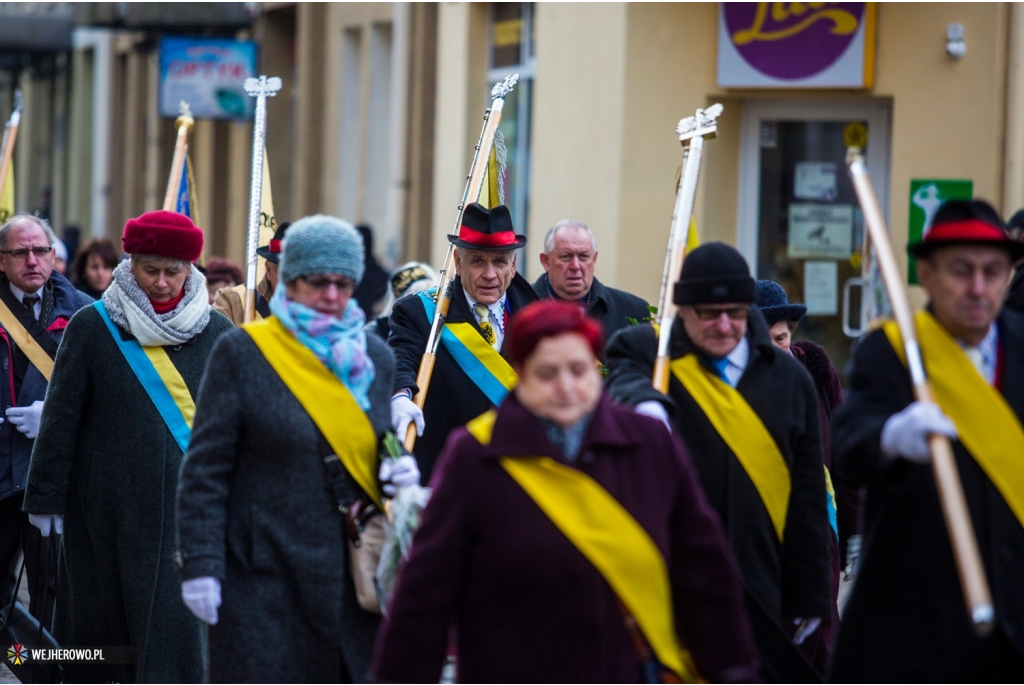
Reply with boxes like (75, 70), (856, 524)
(23, 295), (39, 320)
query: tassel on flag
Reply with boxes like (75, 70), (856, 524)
(476, 129), (507, 210)
(256, 150), (275, 282)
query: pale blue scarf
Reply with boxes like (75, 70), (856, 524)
(269, 286), (375, 410)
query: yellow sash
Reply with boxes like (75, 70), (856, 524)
(443, 322), (518, 405)
(883, 311), (1024, 530)
(670, 355), (790, 541)
(246, 317), (381, 508)
(143, 347), (196, 426)
(0, 299), (54, 380)
(467, 410), (696, 682)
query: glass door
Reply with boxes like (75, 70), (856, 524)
(737, 100), (890, 380)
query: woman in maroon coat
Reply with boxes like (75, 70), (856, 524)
(372, 300), (759, 683)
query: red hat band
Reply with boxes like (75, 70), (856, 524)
(925, 219), (1007, 244)
(458, 225), (519, 248)
(269, 239), (283, 253)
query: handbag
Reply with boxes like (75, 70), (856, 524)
(1, 533), (61, 684)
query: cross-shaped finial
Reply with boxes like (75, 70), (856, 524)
(179, 100), (193, 119)
(491, 73), (519, 100)
(244, 75), (283, 99)
(677, 103), (724, 142)
(13, 89), (23, 114)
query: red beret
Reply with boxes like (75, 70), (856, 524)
(122, 210), (204, 262)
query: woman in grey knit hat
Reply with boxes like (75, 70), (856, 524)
(176, 214), (419, 682)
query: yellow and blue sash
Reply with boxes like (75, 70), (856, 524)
(94, 301), (195, 453)
(884, 311), (1024, 531)
(670, 354), (792, 541)
(467, 410), (697, 682)
(418, 291), (516, 406)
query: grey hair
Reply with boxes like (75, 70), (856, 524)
(0, 213), (57, 250)
(543, 219), (597, 254)
(129, 253), (191, 271)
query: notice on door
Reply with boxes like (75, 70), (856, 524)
(804, 260), (838, 316)
(794, 162), (838, 201)
(787, 203), (853, 259)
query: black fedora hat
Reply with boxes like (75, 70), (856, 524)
(755, 280), (807, 325)
(448, 203), (527, 251)
(256, 221), (291, 264)
(909, 200), (1024, 261)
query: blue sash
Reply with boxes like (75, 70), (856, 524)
(93, 301), (194, 453)
(417, 292), (516, 406)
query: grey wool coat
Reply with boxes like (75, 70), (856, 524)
(176, 325), (395, 684)
(22, 304), (233, 683)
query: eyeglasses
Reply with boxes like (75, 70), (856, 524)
(0, 246), (53, 260)
(300, 275), (356, 293)
(692, 305), (750, 321)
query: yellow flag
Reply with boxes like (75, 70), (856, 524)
(0, 160), (13, 224)
(256, 149), (276, 282)
(685, 216), (700, 253)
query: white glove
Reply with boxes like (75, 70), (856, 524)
(880, 401), (957, 463)
(379, 455), (421, 497)
(792, 617), (822, 645)
(7, 400), (44, 439)
(391, 394), (425, 438)
(182, 576), (221, 626)
(28, 514), (63, 537)
(635, 400), (672, 432)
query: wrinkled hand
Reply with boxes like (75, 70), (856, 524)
(379, 455), (422, 497)
(635, 400), (672, 432)
(391, 394), (425, 438)
(182, 577), (221, 625)
(7, 400), (44, 439)
(792, 617), (821, 645)
(880, 401), (957, 463)
(28, 514), (63, 537)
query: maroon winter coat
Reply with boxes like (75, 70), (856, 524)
(372, 391), (760, 683)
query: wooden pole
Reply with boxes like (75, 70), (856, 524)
(0, 90), (23, 217)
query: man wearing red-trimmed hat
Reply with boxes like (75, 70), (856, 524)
(213, 221), (290, 326)
(387, 203), (538, 479)
(830, 199), (1024, 681)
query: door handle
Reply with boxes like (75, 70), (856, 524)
(842, 277), (867, 338)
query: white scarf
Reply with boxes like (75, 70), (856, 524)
(102, 260), (211, 346)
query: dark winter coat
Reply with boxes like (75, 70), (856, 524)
(176, 325), (394, 683)
(532, 273), (651, 340)
(22, 304), (233, 683)
(0, 273), (92, 502)
(604, 310), (832, 681)
(373, 391), (760, 683)
(829, 308), (1024, 682)
(1007, 266), (1024, 313)
(388, 274), (538, 478)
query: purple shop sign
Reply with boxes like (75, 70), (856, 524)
(717, 3), (877, 88)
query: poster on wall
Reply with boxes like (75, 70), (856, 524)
(804, 260), (838, 316)
(788, 203), (853, 259)
(159, 37), (257, 120)
(907, 179), (973, 285)
(717, 3), (877, 88)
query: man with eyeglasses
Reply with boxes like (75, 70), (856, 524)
(0, 214), (93, 632)
(604, 242), (831, 682)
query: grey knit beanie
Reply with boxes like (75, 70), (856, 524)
(279, 214), (365, 285)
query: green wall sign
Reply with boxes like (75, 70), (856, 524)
(908, 179), (973, 284)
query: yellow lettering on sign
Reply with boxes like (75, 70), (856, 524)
(494, 19), (523, 48)
(733, 2), (859, 45)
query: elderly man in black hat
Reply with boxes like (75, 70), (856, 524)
(532, 219), (650, 339)
(212, 221), (290, 326)
(388, 203), (538, 479)
(604, 242), (832, 682)
(829, 199), (1024, 681)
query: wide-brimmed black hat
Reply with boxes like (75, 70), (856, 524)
(909, 200), (1024, 261)
(256, 221), (291, 264)
(673, 242), (756, 306)
(755, 279), (807, 325)
(448, 203), (527, 251)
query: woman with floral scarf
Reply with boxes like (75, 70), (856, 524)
(23, 210), (233, 683)
(176, 215), (416, 682)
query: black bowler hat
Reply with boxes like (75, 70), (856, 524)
(256, 221), (291, 264)
(755, 280), (807, 325)
(909, 200), (1024, 261)
(673, 242), (756, 306)
(448, 203), (527, 251)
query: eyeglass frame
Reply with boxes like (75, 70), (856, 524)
(691, 304), (751, 322)
(298, 274), (357, 294)
(0, 246), (54, 260)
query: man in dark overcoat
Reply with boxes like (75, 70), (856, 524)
(830, 200), (1024, 681)
(604, 242), (832, 682)
(0, 214), (92, 630)
(388, 203), (538, 479)
(532, 219), (650, 339)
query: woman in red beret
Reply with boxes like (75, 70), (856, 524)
(373, 299), (760, 683)
(23, 210), (233, 683)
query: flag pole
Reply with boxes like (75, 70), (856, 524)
(0, 89), (23, 220)
(162, 101), (194, 211)
(242, 76), (282, 324)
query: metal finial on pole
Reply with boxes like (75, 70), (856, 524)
(242, 75), (282, 323)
